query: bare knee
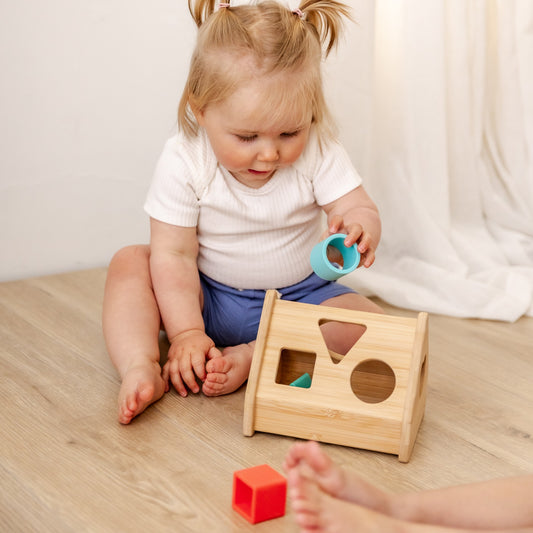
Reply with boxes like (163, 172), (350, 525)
(360, 298), (384, 315)
(110, 244), (150, 265)
(107, 245), (151, 285)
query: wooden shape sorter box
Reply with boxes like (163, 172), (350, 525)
(243, 290), (429, 463)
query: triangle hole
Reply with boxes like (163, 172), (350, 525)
(318, 319), (367, 364)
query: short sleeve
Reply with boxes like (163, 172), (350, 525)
(310, 139), (363, 206)
(143, 136), (200, 227)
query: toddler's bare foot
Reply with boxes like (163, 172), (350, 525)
(284, 441), (347, 498)
(202, 343), (254, 396)
(284, 441), (390, 512)
(288, 466), (401, 533)
(118, 361), (168, 424)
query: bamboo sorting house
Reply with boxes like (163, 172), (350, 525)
(243, 290), (429, 462)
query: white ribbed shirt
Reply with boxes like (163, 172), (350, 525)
(144, 128), (362, 289)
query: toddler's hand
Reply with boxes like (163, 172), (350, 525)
(325, 214), (377, 268)
(163, 330), (222, 397)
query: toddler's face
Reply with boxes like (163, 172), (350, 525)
(195, 75), (312, 188)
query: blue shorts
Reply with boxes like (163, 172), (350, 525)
(200, 273), (356, 346)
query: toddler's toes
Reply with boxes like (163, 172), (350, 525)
(202, 372), (229, 395)
(118, 397), (136, 425)
(205, 372), (228, 385)
(205, 356), (231, 374)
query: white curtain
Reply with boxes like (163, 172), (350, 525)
(345, 0), (533, 321)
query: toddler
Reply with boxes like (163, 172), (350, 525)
(284, 441), (533, 533)
(103, 0), (382, 424)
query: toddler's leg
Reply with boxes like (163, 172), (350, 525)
(103, 245), (167, 424)
(394, 475), (533, 530)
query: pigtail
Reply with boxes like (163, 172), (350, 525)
(188, 0), (226, 28)
(296, 0), (352, 56)
(188, 0), (253, 50)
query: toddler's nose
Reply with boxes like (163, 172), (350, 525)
(257, 141), (279, 162)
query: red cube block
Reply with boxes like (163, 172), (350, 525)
(232, 464), (287, 524)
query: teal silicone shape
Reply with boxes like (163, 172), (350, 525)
(289, 373), (312, 388)
(310, 234), (360, 281)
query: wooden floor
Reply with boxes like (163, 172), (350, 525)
(1, 268), (532, 532)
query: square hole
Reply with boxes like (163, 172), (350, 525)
(275, 349), (316, 386)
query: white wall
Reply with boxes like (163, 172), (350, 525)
(0, 1), (374, 282)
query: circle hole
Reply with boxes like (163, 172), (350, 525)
(350, 359), (396, 404)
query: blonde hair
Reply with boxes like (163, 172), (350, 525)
(178, 0), (351, 140)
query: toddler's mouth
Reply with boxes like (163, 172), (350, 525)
(248, 169), (272, 175)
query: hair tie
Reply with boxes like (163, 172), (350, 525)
(292, 8), (305, 19)
(219, 2), (230, 8)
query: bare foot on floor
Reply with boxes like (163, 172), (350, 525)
(283, 441), (389, 511)
(284, 441), (347, 498)
(288, 465), (402, 533)
(118, 361), (168, 424)
(202, 343), (254, 396)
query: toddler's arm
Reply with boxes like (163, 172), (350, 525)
(322, 186), (381, 268)
(149, 218), (220, 396)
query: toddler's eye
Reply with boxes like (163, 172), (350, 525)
(236, 134), (257, 142)
(281, 130), (300, 138)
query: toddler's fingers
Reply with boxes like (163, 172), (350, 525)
(191, 352), (207, 382)
(357, 246), (375, 267)
(180, 361), (200, 394)
(361, 250), (376, 268)
(206, 346), (223, 360)
(169, 362), (188, 397)
(328, 214), (343, 234)
(356, 231), (371, 253)
(344, 224), (363, 247)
